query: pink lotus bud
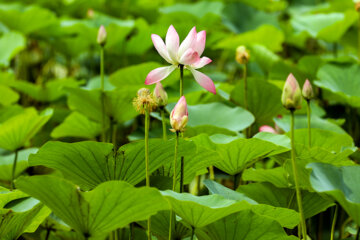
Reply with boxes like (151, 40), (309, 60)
(259, 125), (277, 134)
(170, 96), (188, 132)
(153, 82), (168, 107)
(302, 79), (314, 100)
(281, 73), (302, 110)
(97, 25), (107, 46)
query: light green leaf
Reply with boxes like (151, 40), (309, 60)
(51, 112), (101, 139)
(16, 176), (169, 237)
(291, 11), (357, 42)
(0, 85), (19, 106)
(0, 32), (25, 67)
(215, 25), (284, 52)
(308, 163), (360, 225)
(0, 108), (53, 151)
(159, 1), (224, 18)
(315, 64), (360, 107)
(196, 210), (297, 240)
(238, 0), (287, 11)
(161, 191), (251, 228)
(0, 148), (37, 181)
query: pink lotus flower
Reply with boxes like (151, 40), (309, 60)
(170, 96), (188, 132)
(145, 25), (216, 94)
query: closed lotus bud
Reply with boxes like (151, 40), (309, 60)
(302, 79), (314, 100)
(259, 125), (277, 134)
(235, 46), (250, 64)
(355, 0), (360, 11)
(153, 82), (168, 107)
(281, 73), (302, 110)
(170, 96), (188, 132)
(97, 25), (107, 46)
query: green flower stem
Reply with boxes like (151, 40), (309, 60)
(144, 105), (151, 240)
(112, 120), (117, 149)
(330, 205), (338, 240)
(10, 149), (18, 191)
(306, 100), (311, 148)
(209, 166), (215, 180)
(290, 110), (307, 239)
(190, 226), (195, 240)
(179, 64), (184, 97)
(100, 46), (106, 142)
(358, 12), (360, 61)
(243, 63), (250, 138)
(356, 227), (360, 240)
(169, 132), (180, 240)
(161, 108), (167, 141)
(180, 157), (184, 193)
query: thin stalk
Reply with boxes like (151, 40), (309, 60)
(290, 110), (307, 239)
(169, 132), (179, 240)
(179, 65), (184, 97)
(209, 166), (215, 180)
(10, 150), (19, 190)
(190, 226), (195, 240)
(112, 120), (117, 149)
(130, 223), (134, 240)
(358, 12), (360, 61)
(306, 100), (311, 148)
(144, 105), (151, 239)
(243, 63), (250, 138)
(330, 205), (338, 240)
(161, 108), (167, 141)
(100, 46), (106, 142)
(173, 132), (179, 191)
(356, 227), (360, 240)
(180, 157), (184, 193)
(333, 42), (338, 58)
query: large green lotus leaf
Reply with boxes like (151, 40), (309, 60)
(8, 78), (83, 102)
(204, 180), (299, 228)
(238, 0), (287, 11)
(274, 114), (347, 134)
(0, 148), (37, 181)
(291, 11), (357, 42)
(196, 210), (297, 240)
(167, 102), (254, 133)
(215, 25), (284, 52)
(0, 187), (51, 240)
(215, 138), (288, 175)
(0, 85), (19, 106)
(0, 108), (53, 151)
(0, 5), (57, 34)
(161, 190), (252, 228)
(315, 64), (360, 107)
(249, 44), (281, 73)
(253, 132), (291, 149)
(16, 176), (169, 238)
(0, 32), (26, 67)
(308, 163), (360, 225)
(109, 62), (177, 89)
(159, 1), (223, 18)
(51, 112), (101, 139)
(29, 139), (218, 189)
(125, 18), (154, 55)
(243, 167), (290, 188)
(67, 87), (138, 124)
(238, 182), (334, 220)
(0, 105), (24, 124)
(230, 78), (284, 130)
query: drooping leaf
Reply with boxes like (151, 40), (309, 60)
(315, 64), (360, 107)
(0, 85), (19, 106)
(15, 176), (169, 237)
(308, 163), (360, 225)
(51, 112), (101, 139)
(196, 210), (298, 240)
(0, 108), (53, 151)
(161, 190), (252, 228)
(0, 32), (25, 67)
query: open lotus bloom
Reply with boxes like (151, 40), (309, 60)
(170, 96), (188, 132)
(145, 25), (216, 94)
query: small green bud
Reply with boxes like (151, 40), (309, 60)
(302, 79), (314, 100)
(97, 25), (107, 46)
(281, 73), (302, 110)
(153, 82), (168, 107)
